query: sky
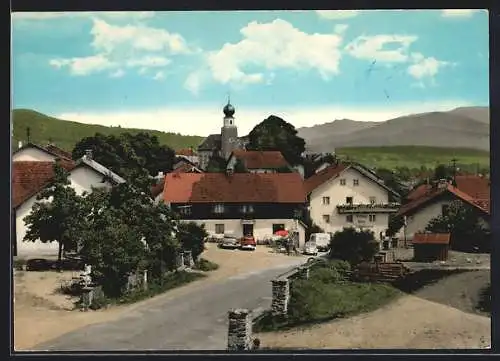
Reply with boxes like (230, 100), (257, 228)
(11, 9), (489, 136)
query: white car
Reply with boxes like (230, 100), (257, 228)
(303, 242), (318, 256)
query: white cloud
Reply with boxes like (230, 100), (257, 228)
(109, 69), (125, 78)
(55, 101), (473, 137)
(441, 10), (480, 18)
(12, 11), (155, 21)
(203, 18), (343, 88)
(49, 55), (117, 76)
(316, 10), (360, 19)
(91, 18), (193, 55)
(345, 34), (418, 62)
(49, 19), (191, 77)
(126, 56), (171, 68)
(407, 52), (454, 86)
(334, 24), (349, 34)
(153, 71), (165, 80)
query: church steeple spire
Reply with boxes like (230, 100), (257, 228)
(223, 92), (235, 118)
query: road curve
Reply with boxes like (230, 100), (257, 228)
(34, 258), (306, 351)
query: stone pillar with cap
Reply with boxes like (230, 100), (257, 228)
(271, 278), (290, 317)
(227, 308), (252, 351)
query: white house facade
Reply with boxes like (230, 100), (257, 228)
(305, 163), (400, 241)
(13, 154), (125, 258)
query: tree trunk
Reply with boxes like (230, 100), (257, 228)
(57, 242), (63, 271)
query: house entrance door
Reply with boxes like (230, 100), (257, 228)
(243, 224), (254, 236)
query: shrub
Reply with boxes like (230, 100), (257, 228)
(329, 227), (379, 266)
(177, 222), (209, 261)
(195, 258), (219, 271)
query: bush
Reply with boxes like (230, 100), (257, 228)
(13, 258), (26, 270)
(177, 222), (209, 261)
(195, 258), (219, 271)
(329, 227), (379, 266)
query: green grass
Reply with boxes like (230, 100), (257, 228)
(253, 261), (401, 332)
(336, 146), (490, 171)
(12, 109), (205, 152)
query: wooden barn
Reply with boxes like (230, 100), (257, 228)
(412, 233), (451, 262)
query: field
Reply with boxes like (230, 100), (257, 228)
(12, 109), (490, 171)
(336, 146), (490, 170)
(12, 109), (204, 152)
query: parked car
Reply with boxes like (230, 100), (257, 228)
(218, 235), (240, 249)
(309, 233), (331, 252)
(25, 258), (52, 271)
(240, 235), (257, 251)
(303, 241), (318, 256)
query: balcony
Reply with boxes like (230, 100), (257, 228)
(337, 202), (401, 214)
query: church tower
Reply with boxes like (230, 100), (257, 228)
(220, 97), (238, 160)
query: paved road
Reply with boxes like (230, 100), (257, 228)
(34, 258), (307, 351)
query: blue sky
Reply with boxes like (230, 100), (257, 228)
(11, 10), (489, 136)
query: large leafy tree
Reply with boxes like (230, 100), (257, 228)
(23, 162), (86, 264)
(247, 115), (306, 166)
(177, 222), (208, 262)
(425, 200), (490, 252)
(72, 132), (176, 178)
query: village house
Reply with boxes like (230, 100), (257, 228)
(159, 171), (308, 247)
(13, 141), (73, 162)
(396, 176), (490, 241)
(12, 149), (125, 258)
(304, 162), (401, 241)
(175, 148), (199, 166)
(226, 150), (291, 174)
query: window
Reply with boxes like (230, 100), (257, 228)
(353, 179), (359, 186)
(322, 196), (330, 205)
(340, 179), (346, 186)
(322, 214), (330, 223)
(272, 224), (285, 233)
(179, 206), (192, 216)
(346, 197), (353, 205)
(369, 197), (376, 204)
(241, 205), (254, 213)
(442, 204), (450, 216)
(369, 214), (376, 222)
(213, 204), (225, 214)
(346, 215), (353, 223)
(215, 224), (225, 234)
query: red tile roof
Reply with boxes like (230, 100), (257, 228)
(162, 172), (306, 203)
(455, 175), (490, 201)
(176, 148), (195, 156)
(12, 160), (75, 208)
(396, 183), (489, 217)
(230, 150), (289, 169)
(412, 233), (451, 245)
(304, 163), (348, 194)
(44, 144), (73, 160)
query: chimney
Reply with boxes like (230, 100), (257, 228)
(157, 171), (164, 178)
(18, 140), (23, 149)
(437, 178), (448, 189)
(85, 149), (93, 159)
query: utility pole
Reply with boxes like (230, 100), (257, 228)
(451, 158), (458, 186)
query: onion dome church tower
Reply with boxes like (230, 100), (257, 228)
(220, 97), (239, 160)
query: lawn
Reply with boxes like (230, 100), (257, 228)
(253, 260), (401, 332)
(336, 146), (490, 171)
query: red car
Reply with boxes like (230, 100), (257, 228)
(240, 235), (256, 251)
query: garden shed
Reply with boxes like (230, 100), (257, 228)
(412, 233), (451, 262)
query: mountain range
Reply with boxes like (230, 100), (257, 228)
(297, 106), (490, 153)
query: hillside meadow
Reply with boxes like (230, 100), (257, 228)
(12, 109), (489, 171)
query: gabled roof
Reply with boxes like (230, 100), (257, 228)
(413, 233), (451, 245)
(455, 175), (490, 201)
(163, 173), (306, 204)
(13, 142), (73, 161)
(172, 161), (203, 174)
(75, 156), (126, 185)
(12, 160), (76, 208)
(396, 183), (490, 217)
(197, 134), (221, 151)
(229, 150), (290, 169)
(303, 162), (400, 197)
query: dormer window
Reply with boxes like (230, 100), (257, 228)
(213, 204), (225, 214)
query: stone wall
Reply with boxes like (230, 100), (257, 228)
(227, 308), (253, 351)
(271, 279), (290, 316)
